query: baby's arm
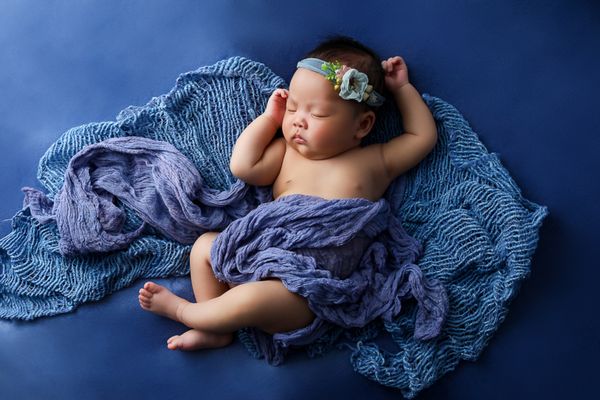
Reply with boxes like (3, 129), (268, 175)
(379, 57), (437, 180)
(229, 89), (287, 186)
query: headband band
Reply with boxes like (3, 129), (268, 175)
(297, 57), (385, 107)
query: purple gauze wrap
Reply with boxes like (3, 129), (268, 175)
(21, 136), (271, 256)
(210, 194), (448, 365)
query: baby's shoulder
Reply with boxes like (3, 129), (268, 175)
(345, 143), (386, 168)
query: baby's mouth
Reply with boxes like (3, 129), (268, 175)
(292, 133), (306, 144)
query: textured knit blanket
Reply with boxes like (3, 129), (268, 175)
(0, 57), (548, 398)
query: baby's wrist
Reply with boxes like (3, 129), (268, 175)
(390, 82), (412, 98)
(261, 112), (283, 130)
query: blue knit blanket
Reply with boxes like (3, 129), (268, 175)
(0, 57), (548, 398)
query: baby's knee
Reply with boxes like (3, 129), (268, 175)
(190, 232), (218, 265)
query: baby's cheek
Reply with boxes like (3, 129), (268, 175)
(280, 119), (292, 137)
(282, 113), (294, 128)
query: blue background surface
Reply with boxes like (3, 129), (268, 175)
(1, 1), (599, 399)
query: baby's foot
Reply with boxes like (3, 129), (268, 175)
(167, 329), (233, 351)
(138, 282), (189, 322)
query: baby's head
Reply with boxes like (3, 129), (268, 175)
(305, 36), (386, 110)
(283, 36), (385, 159)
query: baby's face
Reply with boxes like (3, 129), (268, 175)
(282, 69), (364, 160)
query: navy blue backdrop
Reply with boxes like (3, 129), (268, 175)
(1, 1), (598, 399)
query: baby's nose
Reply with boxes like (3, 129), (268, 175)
(293, 116), (307, 128)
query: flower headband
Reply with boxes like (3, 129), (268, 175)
(296, 57), (385, 107)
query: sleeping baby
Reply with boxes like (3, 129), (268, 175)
(138, 36), (440, 358)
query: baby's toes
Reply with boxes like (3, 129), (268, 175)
(138, 290), (151, 305)
(167, 336), (181, 350)
(144, 281), (162, 294)
(138, 288), (152, 300)
(138, 298), (150, 309)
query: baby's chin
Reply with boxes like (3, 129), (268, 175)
(289, 143), (340, 160)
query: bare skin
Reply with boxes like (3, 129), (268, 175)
(139, 232), (315, 351)
(139, 55), (437, 352)
(139, 282), (233, 351)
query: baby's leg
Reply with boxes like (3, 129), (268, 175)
(189, 232), (231, 301)
(139, 232), (233, 350)
(172, 232), (234, 349)
(140, 278), (315, 335)
(177, 279), (315, 335)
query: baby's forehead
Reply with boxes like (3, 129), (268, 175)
(288, 69), (338, 102)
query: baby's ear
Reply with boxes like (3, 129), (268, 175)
(355, 110), (376, 139)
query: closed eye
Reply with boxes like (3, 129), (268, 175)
(311, 114), (328, 118)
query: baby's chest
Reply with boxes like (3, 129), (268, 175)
(274, 154), (375, 198)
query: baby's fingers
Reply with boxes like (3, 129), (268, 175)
(272, 88), (289, 99)
(382, 57), (405, 72)
(381, 59), (390, 73)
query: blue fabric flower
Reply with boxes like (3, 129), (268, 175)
(339, 69), (369, 102)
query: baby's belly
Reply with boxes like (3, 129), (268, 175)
(273, 180), (376, 201)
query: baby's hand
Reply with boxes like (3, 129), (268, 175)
(264, 88), (288, 126)
(382, 56), (410, 92)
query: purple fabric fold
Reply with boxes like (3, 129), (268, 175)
(210, 194), (448, 364)
(22, 136), (272, 256)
